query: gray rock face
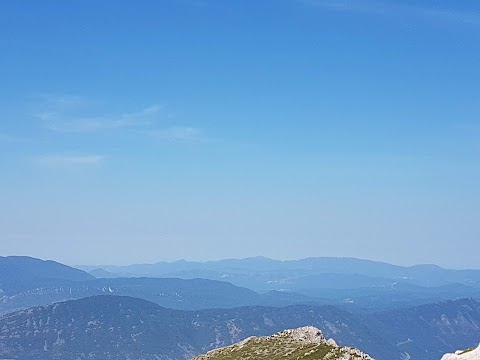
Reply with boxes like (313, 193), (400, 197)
(288, 326), (329, 343)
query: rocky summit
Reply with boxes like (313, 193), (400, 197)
(441, 345), (480, 360)
(192, 326), (374, 360)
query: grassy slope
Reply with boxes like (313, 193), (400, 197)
(194, 333), (370, 360)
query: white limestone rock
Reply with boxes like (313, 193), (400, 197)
(441, 344), (480, 360)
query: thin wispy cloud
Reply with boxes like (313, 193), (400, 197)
(149, 127), (204, 143)
(34, 94), (205, 145)
(40, 104), (165, 133)
(300, 0), (480, 26)
(34, 155), (105, 168)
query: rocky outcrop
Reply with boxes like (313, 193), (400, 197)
(441, 344), (480, 360)
(193, 326), (374, 360)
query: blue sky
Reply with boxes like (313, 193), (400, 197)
(0, 0), (479, 267)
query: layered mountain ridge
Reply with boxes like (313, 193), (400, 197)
(81, 257), (480, 312)
(1, 256), (480, 359)
(3, 256), (480, 316)
(0, 295), (479, 360)
(81, 256), (480, 290)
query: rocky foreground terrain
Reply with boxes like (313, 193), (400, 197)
(193, 326), (374, 360)
(441, 344), (480, 360)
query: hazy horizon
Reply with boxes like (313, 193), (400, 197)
(3, 253), (479, 272)
(1, 0), (479, 269)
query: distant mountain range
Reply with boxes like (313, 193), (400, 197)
(1, 256), (480, 359)
(0, 276), (282, 315)
(79, 257), (480, 290)
(81, 256), (480, 311)
(0, 256), (321, 315)
(0, 295), (479, 360)
(2, 256), (480, 315)
(0, 256), (96, 299)
(0, 256), (92, 282)
(368, 298), (480, 359)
